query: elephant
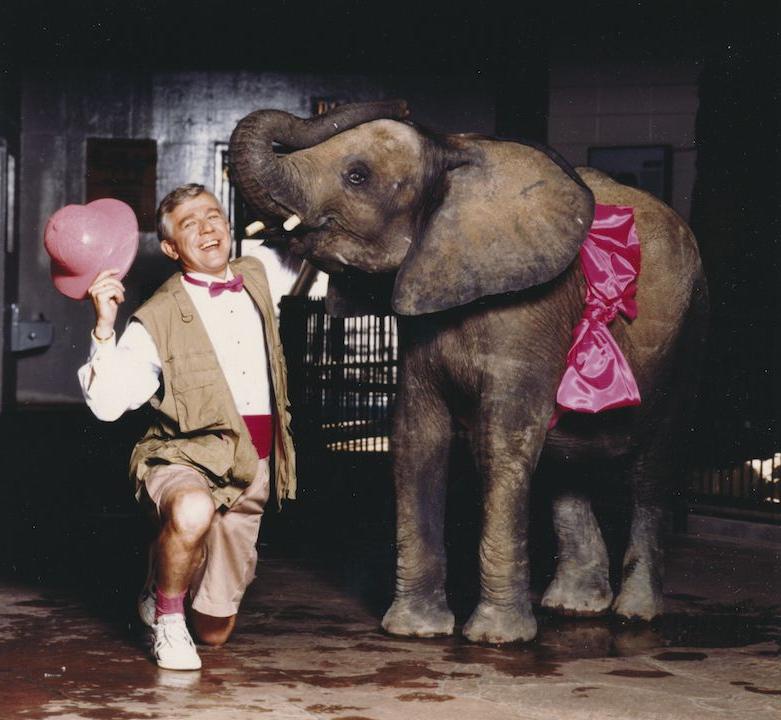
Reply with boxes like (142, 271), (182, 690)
(229, 100), (708, 644)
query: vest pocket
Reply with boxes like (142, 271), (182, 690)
(180, 434), (234, 480)
(171, 368), (226, 432)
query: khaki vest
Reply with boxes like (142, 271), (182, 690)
(129, 256), (296, 509)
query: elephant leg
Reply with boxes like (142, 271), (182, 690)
(541, 490), (613, 615)
(462, 423), (543, 644)
(612, 501), (664, 620)
(614, 276), (707, 621)
(612, 437), (670, 620)
(381, 384), (454, 638)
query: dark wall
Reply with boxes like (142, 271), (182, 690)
(0, 73), (20, 143)
(0, 72), (21, 408)
(689, 16), (779, 463)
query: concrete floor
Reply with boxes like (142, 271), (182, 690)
(0, 532), (779, 720)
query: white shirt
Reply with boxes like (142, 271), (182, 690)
(78, 269), (272, 422)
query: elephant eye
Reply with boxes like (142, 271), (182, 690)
(345, 167), (368, 186)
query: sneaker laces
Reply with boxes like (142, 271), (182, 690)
(155, 615), (195, 650)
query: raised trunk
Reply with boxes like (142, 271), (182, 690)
(229, 100), (409, 221)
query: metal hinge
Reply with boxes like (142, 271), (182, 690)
(9, 303), (54, 353)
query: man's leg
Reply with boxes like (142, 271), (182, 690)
(156, 485), (215, 599)
(188, 459), (270, 646)
(143, 465), (215, 670)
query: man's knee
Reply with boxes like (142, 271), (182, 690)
(165, 488), (215, 542)
(191, 611), (236, 646)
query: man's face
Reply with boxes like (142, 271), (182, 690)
(161, 193), (232, 276)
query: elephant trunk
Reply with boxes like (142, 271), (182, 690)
(229, 100), (409, 222)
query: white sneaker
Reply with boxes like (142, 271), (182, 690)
(137, 583), (156, 628)
(138, 544), (157, 628)
(152, 613), (202, 670)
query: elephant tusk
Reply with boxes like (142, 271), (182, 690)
(283, 214), (302, 231)
(245, 220), (266, 236)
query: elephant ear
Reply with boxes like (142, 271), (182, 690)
(392, 139), (595, 315)
(325, 272), (395, 318)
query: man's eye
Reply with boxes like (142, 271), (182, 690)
(183, 221), (195, 229)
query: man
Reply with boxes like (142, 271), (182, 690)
(78, 183), (296, 670)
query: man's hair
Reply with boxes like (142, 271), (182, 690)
(156, 183), (221, 242)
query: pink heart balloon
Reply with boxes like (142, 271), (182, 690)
(44, 198), (139, 300)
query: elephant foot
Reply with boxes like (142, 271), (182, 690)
(612, 562), (663, 621)
(541, 562), (613, 617)
(382, 595), (455, 638)
(462, 601), (537, 644)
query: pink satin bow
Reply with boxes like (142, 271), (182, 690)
(550, 204), (641, 428)
(183, 273), (245, 297)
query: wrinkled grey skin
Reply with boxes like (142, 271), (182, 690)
(230, 102), (708, 644)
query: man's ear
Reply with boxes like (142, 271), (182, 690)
(160, 239), (180, 262)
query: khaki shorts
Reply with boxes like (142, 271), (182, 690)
(141, 459), (270, 617)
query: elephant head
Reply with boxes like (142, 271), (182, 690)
(229, 101), (595, 315)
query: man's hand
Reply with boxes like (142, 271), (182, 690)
(87, 269), (125, 340)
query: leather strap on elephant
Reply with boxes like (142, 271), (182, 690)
(550, 204), (641, 428)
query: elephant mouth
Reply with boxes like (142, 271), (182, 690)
(324, 215), (372, 247)
(253, 213), (367, 274)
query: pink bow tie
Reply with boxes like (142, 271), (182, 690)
(183, 273), (244, 297)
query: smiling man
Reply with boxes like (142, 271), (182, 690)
(78, 183), (296, 670)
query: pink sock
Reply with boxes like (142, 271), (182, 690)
(155, 588), (186, 620)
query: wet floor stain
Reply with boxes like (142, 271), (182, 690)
(743, 685), (781, 696)
(442, 641), (562, 678)
(306, 704), (366, 713)
(274, 609), (354, 624)
(13, 598), (73, 609)
(351, 642), (410, 653)
(605, 669), (674, 678)
(422, 610), (781, 678)
(665, 593), (707, 602)
(652, 651), (707, 661)
(237, 659), (478, 689)
(53, 710), (162, 720)
(396, 691), (455, 702)
(309, 641), (409, 655)
(231, 707), (273, 714)
(240, 622), (381, 639)
(557, 610), (779, 655)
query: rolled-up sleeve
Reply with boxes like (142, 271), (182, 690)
(77, 320), (162, 421)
